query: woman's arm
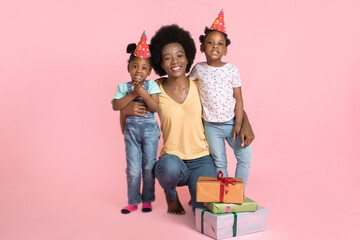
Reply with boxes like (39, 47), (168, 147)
(155, 77), (167, 85)
(240, 110), (255, 146)
(112, 91), (138, 111)
(121, 101), (149, 118)
(140, 93), (159, 112)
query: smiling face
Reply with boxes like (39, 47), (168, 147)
(160, 43), (188, 78)
(201, 30), (227, 66)
(128, 57), (151, 83)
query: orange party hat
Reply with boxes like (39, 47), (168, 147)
(134, 31), (151, 58)
(210, 9), (226, 33)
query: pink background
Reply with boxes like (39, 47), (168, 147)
(1, 0), (359, 239)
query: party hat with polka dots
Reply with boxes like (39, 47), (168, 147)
(134, 31), (151, 58)
(210, 9), (226, 34)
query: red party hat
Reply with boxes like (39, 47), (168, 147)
(134, 31), (151, 58)
(210, 9), (226, 33)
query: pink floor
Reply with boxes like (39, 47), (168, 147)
(1, 168), (359, 240)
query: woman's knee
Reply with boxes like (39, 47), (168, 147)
(154, 154), (186, 182)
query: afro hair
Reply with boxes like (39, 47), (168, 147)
(199, 27), (231, 46)
(150, 24), (196, 76)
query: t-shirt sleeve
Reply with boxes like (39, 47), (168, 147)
(111, 83), (127, 104)
(231, 65), (242, 88)
(189, 64), (199, 81)
(148, 79), (162, 95)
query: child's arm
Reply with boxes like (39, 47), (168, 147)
(233, 87), (244, 140)
(112, 91), (139, 111)
(133, 82), (160, 112)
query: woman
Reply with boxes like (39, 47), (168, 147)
(122, 25), (255, 215)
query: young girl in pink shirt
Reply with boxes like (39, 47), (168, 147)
(190, 10), (252, 189)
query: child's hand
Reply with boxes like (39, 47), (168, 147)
(232, 122), (242, 140)
(132, 81), (148, 98)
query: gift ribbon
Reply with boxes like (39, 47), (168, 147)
(232, 212), (238, 236)
(217, 171), (239, 202)
(201, 209), (237, 237)
(201, 210), (206, 234)
(225, 203), (231, 213)
(199, 171), (240, 202)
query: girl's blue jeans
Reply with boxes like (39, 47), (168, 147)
(203, 118), (253, 189)
(153, 154), (216, 213)
(124, 115), (160, 205)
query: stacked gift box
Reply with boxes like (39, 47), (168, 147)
(195, 171), (268, 239)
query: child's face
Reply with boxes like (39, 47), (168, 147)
(128, 57), (151, 83)
(161, 43), (188, 78)
(201, 31), (227, 62)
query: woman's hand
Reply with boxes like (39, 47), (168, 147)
(121, 101), (149, 118)
(240, 111), (255, 146)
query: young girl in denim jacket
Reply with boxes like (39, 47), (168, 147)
(189, 10), (253, 189)
(112, 32), (161, 214)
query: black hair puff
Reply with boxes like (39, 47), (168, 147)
(126, 43), (137, 64)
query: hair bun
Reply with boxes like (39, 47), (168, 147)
(126, 43), (137, 54)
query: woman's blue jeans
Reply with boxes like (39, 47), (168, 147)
(124, 116), (160, 205)
(203, 118), (252, 189)
(153, 154), (216, 212)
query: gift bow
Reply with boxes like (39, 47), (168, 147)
(199, 170), (240, 202)
(216, 170), (239, 196)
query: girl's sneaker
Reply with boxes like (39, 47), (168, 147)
(142, 202), (152, 212)
(121, 205), (137, 214)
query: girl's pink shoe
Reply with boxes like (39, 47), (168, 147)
(142, 202), (152, 213)
(121, 205), (137, 214)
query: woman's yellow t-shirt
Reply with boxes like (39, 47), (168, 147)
(158, 79), (210, 160)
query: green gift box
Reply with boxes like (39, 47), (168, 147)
(206, 197), (258, 214)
